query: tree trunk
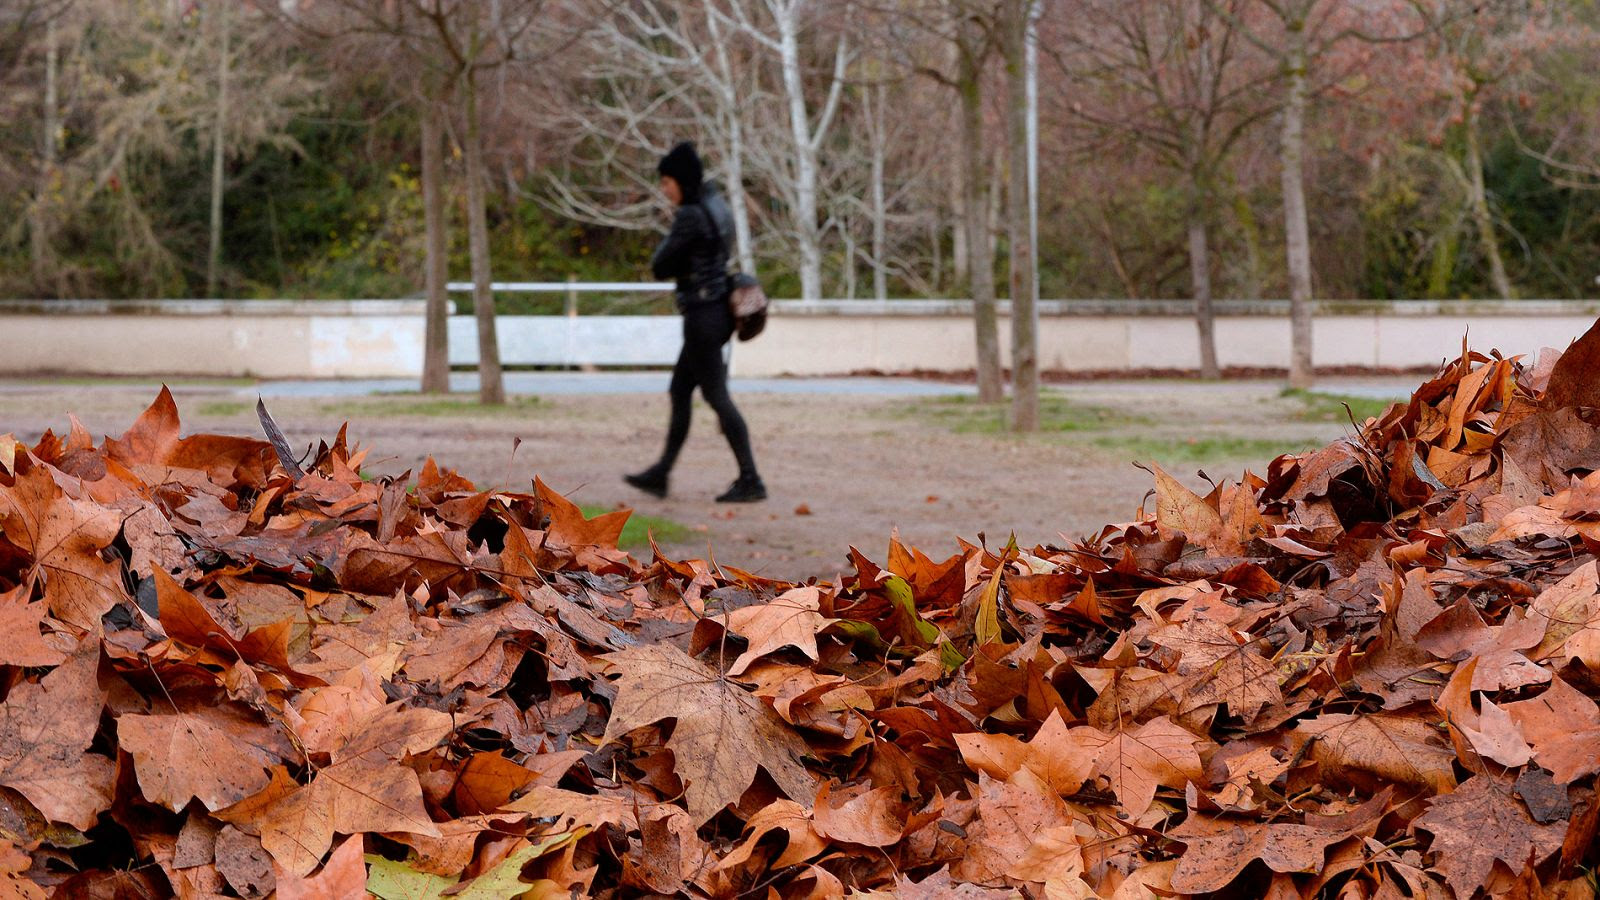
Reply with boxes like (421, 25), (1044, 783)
(1280, 25), (1315, 388)
(951, 178), (968, 286)
(704, 2), (756, 275)
(1004, 0), (1038, 432)
(1234, 190), (1263, 301)
(29, 16), (57, 290)
(870, 82), (888, 301)
(206, 0), (230, 298)
(464, 68), (505, 405)
(959, 34), (1003, 404)
(1463, 97), (1514, 299)
(1188, 210), (1220, 379)
(420, 93), (451, 395)
(776, 1), (822, 300)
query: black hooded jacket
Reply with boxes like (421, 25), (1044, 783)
(651, 182), (734, 311)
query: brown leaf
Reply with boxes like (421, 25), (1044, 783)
(1169, 789), (1392, 893)
(1149, 616), (1283, 723)
(601, 643), (815, 824)
(1077, 716), (1205, 819)
(451, 752), (538, 817)
(956, 710), (1094, 795)
(950, 768), (1074, 886)
(118, 693), (295, 812)
(1291, 712), (1456, 797)
(715, 798), (826, 872)
(215, 825), (276, 899)
(1414, 776), (1565, 899)
(811, 782), (906, 848)
(1504, 676), (1600, 785)
(258, 758), (440, 878)
(0, 464), (129, 629)
(1541, 317), (1600, 411)
(1149, 463), (1224, 549)
(0, 640), (113, 829)
(0, 587), (68, 667)
(273, 835), (366, 900)
(718, 586), (830, 676)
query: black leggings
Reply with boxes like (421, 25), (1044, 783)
(656, 303), (758, 478)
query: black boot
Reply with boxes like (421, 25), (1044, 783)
(624, 465), (669, 499)
(716, 474), (767, 503)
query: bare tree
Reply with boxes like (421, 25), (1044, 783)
(879, 0), (1006, 401)
(299, 0), (587, 405)
(1053, 0), (1276, 379)
(1213, 0), (1431, 386)
(1002, 0), (1038, 427)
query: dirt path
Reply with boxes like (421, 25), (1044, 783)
(0, 378), (1400, 580)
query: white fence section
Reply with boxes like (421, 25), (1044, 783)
(444, 281), (680, 367)
(0, 296), (1596, 379)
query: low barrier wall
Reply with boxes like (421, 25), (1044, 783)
(0, 298), (1596, 379)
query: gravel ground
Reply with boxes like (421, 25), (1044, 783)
(0, 375), (1413, 581)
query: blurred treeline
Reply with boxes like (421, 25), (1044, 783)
(2, 0), (1598, 303)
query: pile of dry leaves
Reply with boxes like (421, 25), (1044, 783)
(5, 322), (1600, 899)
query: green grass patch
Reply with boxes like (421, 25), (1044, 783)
(580, 504), (689, 549)
(903, 392), (1139, 435)
(197, 400), (254, 417)
(1089, 435), (1319, 466)
(319, 394), (543, 418)
(1281, 388), (1398, 424)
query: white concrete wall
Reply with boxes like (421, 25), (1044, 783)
(0, 299), (1595, 379)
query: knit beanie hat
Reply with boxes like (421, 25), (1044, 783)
(657, 142), (704, 201)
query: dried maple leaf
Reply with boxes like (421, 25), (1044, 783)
(811, 782), (907, 848)
(1149, 616), (1283, 723)
(1503, 676), (1600, 785)
(0, 640), (113, 829)
(1435, 658), (1533, 769)
(713, 586), (831, 676)
(272, 835), (366, 900)
(118, 691), (297, 811)
(601, 643), (815, 824)
(950, 768), (1074, 886)
(1149, 463), (1225, 550)
(1169, 789), (1391, 893)
(1415, 599), (1549, 692)
(955, 710), (1094, 795)
(714, 798), (826, 872)
(1413, 776), (1565, 899)
(0, 463), (128, 629)
(258, 758), (441, 878)
(1076, 716), (1206, 819)
(1291, 713), (1456, 797)
(0, 587), (68, 667)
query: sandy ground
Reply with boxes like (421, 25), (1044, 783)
(0, 377), (1410, 581)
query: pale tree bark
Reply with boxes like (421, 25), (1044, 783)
(420, 92), (450, 394)
(1003, 0), (1037, 432)
(1187, 210), (1220, 378)
(703, 1), (757, 274)
(959, 25), (1002, 404)
(868, 82), (889, 300)
(206, 0), (231, 298)
(1463, 95), (1514, 299)
(29, 16), (57, 288)
(951, 178), (968, 285)
(1280, 21), (1315, 389)
(464, 66), (505, 405)
(772, 0), (833, 300)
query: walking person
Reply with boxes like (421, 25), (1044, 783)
(625, 142), (767, 503)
